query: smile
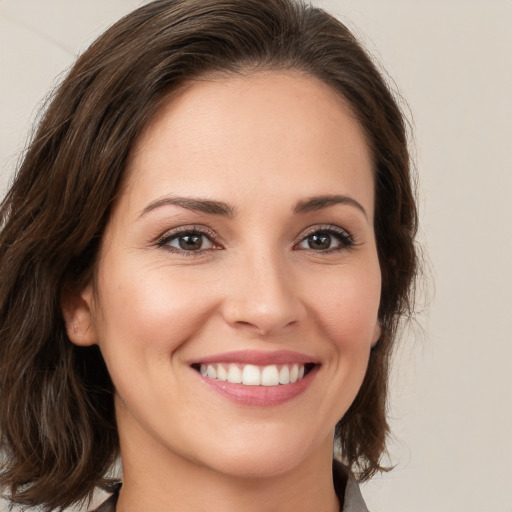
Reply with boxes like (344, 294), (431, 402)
(190, 351), (320, 406)
(197, 363), (313, 386)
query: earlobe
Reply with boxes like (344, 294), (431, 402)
(61, 283), (98, 346)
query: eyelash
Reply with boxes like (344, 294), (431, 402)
(156, 225), (221, 256)
(155, 224), (356, 256)
(295, 225), (356, 253)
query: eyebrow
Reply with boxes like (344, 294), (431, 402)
(139, 196), (235, 218)
(139, 193), (367, 220)
(294, 194), (368, 220)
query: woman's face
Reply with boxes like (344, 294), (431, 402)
(68, 71), (381, 478)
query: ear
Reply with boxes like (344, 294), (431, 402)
(371, 321), (381, 348)
(61, 282), (98, 346)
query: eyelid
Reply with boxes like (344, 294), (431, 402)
(155, 224), (223, 252)
(294, 224), (357, 250)
(153, 223), (356, 255)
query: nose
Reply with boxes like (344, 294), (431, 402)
(220, 250), (306, 336)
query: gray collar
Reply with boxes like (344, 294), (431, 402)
(342, 471), (370, 512)
(333, 459), (370, 512)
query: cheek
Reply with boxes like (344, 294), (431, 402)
(303, 263), (381, 349)
(300, 266), (380, 430)
(94, 262), (219, 356)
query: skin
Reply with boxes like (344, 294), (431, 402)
(64, 71), (381, 511)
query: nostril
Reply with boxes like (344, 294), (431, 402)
(236, 320), (255, 328)
(221, 286), (306, 336)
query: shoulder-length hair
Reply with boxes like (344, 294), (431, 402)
(0, 0), (418, 509)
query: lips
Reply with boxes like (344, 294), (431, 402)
(190, 350), (319, 406)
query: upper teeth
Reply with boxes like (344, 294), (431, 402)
(199, 363), (306, 386)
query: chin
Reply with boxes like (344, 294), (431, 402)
(195, 427), (330, 480)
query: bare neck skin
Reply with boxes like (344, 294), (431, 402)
(115, 407), (340, 512)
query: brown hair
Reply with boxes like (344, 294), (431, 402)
(0, 0), (418, 509)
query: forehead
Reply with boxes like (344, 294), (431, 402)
(123, 71), (374, 218)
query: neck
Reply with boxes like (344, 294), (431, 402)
(115, 420), (340, 512)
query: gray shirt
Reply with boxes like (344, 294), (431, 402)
(343, 471), (370, 512)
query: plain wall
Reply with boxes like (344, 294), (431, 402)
(1, 1), (511, 511)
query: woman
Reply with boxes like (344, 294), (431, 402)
(0, 1), (418, 511)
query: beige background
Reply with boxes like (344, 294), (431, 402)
(1, 1), (511, 511)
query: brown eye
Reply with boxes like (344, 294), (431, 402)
(307, 233), (332, 250)
(178, 234), (203, 251)
(161, 231), (215, 252)
(297, 227), (354, 252)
